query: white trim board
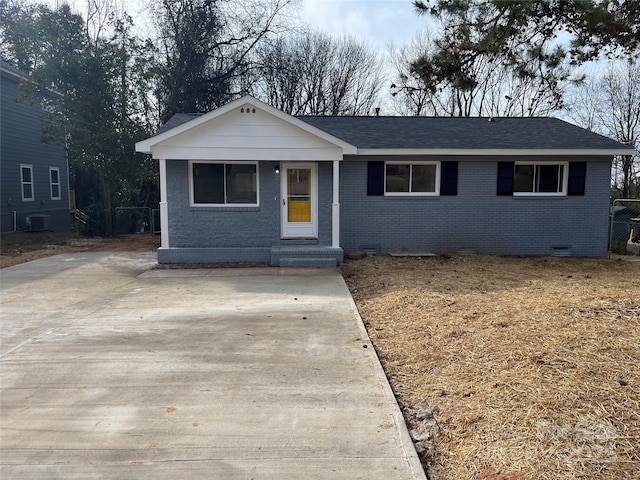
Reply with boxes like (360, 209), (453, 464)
(357, 148), (637, 156)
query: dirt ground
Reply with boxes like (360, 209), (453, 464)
(340, 255), (639, 480)
(0, 231), (160, 268)
(3, 234), (638, 479)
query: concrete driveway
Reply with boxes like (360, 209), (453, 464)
(1, 253), (425, 479)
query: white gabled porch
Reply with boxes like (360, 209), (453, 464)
(136, 96), (355, 266)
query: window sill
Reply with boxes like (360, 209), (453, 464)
(512, 194), (568, 199)
(190, 206), (260, 212)
(383, 195), (440, 200)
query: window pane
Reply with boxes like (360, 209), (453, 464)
(514, 164), (534, 192)
(52, 184), (60, 198)
(193, 163), (224, 204)
(287, 168), (310, 197)
(23, 184), (33, 199)
(226, 164), (257, 204)
(538, 164), (562, 192)
(386, 164), (410, 192)
(411, 164), (437, 192)
(51, 169), (59, 183)
(22, 167), (32, 183)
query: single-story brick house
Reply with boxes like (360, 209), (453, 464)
(135, 95), (635, 266)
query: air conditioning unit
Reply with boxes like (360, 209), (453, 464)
(29, 214), (51, 231)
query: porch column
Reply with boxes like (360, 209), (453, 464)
(332, 159), (340, 248)
(158, 158), (169, 249)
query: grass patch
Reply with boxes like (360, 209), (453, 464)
(341, 255), (639, 480)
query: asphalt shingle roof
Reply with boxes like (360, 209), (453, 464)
(298, 116), (630, 150)
(156, 113), (631, 151)
(156, 113), (201, 135)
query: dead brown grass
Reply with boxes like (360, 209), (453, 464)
(341, 255), (640, 480)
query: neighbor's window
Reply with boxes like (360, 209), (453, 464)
(514, 162), (567, 195)
(50, 167), (61, 200)
(385, 162), (439, 195)
(191, 161), (258, 205)
(21, 164), (34, 201)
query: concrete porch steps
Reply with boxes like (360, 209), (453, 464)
(279, 257), (337, 268)
(271, 245), (343, 267)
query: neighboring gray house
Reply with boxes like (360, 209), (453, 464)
(1, 61), (70, 233)
(136, 96), (635, 266)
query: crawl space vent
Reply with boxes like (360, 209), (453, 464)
(550, 245), (572, 257)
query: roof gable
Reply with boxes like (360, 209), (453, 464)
(136, 96), (357, 158)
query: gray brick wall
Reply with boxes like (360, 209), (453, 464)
(164, 156), (612, 261)
(317, 161), (333, 245)
(340, 157), (612, 257)
(158, 247), (272, 264)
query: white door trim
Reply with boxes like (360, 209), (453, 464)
(281, 162), (318, 238)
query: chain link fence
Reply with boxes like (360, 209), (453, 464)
(151, 209), (161, 234)
(73, 206), (159, 236)
(609, 199), (640, 256)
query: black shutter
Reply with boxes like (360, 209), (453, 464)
(367, 161), (385, 196)
(440, 161), (458, 196)
(567, 162), (586, 196)
(497, 161), (514, 196)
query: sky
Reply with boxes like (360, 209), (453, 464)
(44, 0), (429, 52)
(298, 0), (428, 51)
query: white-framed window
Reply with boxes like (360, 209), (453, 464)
(385, 161), (440, 196)
(20, 164), (34, 201)
(49, 167), (61, 200)
(513, 161), (568, 195)
(189, 161), (259, 206)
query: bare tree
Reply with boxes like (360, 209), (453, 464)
(153, 0), (293, 122)
(390, 29), (572, 117)
(85, 0), (122, 44)
(388, 30), (434, 116)
(569, 60), (640, 198)
(253, 31), (383, 116)
(600, 61), (640, 198)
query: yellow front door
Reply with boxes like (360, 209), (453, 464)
(281, 163), (317, 238)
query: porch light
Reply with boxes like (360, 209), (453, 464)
(275, 166), (280, 174)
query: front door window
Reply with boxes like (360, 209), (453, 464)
(287, 168), (311, 222)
